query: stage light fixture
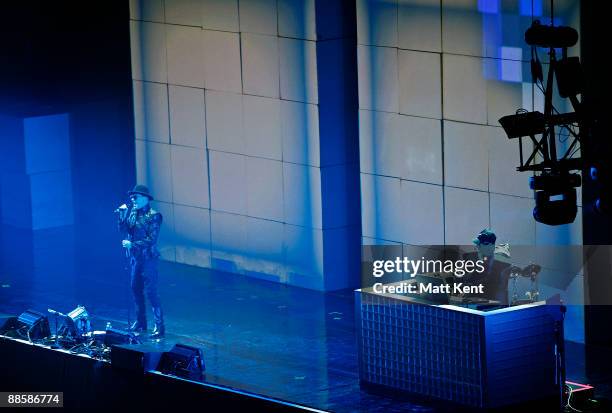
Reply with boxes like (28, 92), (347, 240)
(530, 174), (581, 225)
(499, 111), (546, 139)
(17, 309), (51, 340)
(497, 12), (591, 225)
(525, 20), (578, 49)
(48, 305), (92, 341)
(533, 189), (578, 226)
(529, 173), (581, 193)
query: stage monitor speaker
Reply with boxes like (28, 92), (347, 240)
(111, 343), (163, 373)
(17, 309), (51, 340)
(157, 344), (205, 381)
(104, 328), (140, 346)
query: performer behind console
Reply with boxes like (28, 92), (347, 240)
(462, 229), (512, 305)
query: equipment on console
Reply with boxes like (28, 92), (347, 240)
(510, 263), (542, 305)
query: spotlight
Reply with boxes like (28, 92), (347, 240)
(533, 188), (578, 225)
(65, 305), (92, 337)
(48, 305), (92, 339)
(499, 111), (546, 139)
(529, 173), (581, 192)
(17, 309), (51, 340)
(525, 20), (578, 49)
(530, 173), (580, 225)
(0, 312), (51, 339)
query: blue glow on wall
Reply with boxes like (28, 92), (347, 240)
(541, 16), (563, 26)
(478, 0), (500, 14)
(500, 47), (523, 82)
(519, 0), (531, 16)
(0, 113), (74, 230)
(519, 0), (543, 17)
(533, 0), (544, 17)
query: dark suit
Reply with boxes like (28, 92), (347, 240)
(463, 252), (511, 305)
(118, 205), (163, 329)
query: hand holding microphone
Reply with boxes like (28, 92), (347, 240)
(115, 203), (129, 221)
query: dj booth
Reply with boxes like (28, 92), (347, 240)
(355, 284), (565, 410)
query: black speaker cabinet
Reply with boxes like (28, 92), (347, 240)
(104, 328), (140, 346)
(111, 343), (163, 373)
(157, 344), (205, 381)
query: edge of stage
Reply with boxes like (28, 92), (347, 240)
(0, 334), (323, 412)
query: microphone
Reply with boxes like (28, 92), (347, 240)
(114, 204), (128, 213)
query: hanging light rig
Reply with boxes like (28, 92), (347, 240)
(498, 1), (586, 225)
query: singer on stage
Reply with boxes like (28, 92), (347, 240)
(116, 184), (165, 338)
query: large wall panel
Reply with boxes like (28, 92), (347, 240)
(130, 0), (360, 291)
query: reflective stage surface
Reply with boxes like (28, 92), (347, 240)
(0, 225), (611, 412)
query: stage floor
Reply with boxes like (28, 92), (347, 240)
(1, 226), (611, 411)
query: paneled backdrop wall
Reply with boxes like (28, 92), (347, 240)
(356, 0), (583, 341)
(129, 0), (360, 291)
(130, 0), (585, 340)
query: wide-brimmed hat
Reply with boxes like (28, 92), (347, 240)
(128, 184), (154, 200)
